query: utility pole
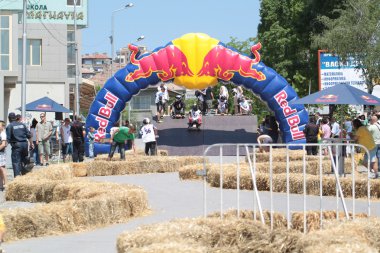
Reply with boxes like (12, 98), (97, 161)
(21, 0), (27, 121)
(74, 0), (80, 117)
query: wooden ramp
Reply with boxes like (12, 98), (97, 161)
(155, 115), (258, 156)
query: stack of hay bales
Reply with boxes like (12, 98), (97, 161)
(116, 216), (380, 252)
(178, 150), (375, 199)
(116, 217), (301, 253)
(2, 165), (149, 241)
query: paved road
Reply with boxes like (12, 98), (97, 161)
(3, 171), (380, 253)
(157, 115), (258, 155)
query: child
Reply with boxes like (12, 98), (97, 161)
(218, 96), (228, 115)
(0, 121), (7, 190)
(188, 104), (202, 129)
(87, 127), (95, 158)
(140, 118), (158, 156)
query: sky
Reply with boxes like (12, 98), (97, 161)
(82, 0), (261, 55)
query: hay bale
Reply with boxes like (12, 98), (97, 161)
(87, 156), (203, 176)
(203, 166), (380, 199)
(291, 211), (368, 232)
(71, 163), (88, 177)
(3, 187), (148, 241)
(116, 217), (301, 253)
(294, 218), (380, 252)
(94, 149), (169, 161)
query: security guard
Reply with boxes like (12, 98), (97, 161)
(6, 112), (34, 177)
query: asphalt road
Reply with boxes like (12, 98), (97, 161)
(157, 115), (258, 156)
(3, 171), (380, 253)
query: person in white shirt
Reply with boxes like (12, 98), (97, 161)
(155, 87), (167, 123)
(60, 118), (73, 163)
(330, 117), (341, 138)
(157, 84), (169, 116)
(239, 96), (252, 115)
(368, 116), (380, 174)
(0, 121), (7, 190)
(140, 118), (158, 156)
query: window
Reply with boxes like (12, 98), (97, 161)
(18, 39), (42, 66)
(83, 59), (92, 65)
(67, 0), (81, 6)
(132, 96), (151, 110)
(0, 16), (10, 70)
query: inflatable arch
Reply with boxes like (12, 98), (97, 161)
(86, 33), (308, 154)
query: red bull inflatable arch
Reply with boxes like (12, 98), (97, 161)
(86, 33), (308, 154)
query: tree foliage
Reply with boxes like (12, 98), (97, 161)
(257, 0), (346, 96)
(312, 0), (380, 94)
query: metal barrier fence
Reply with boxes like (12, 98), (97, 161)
(200, 142), (371, 233)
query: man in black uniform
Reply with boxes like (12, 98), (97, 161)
(6, 112), (34, 177)
(70, 115), (85, 162)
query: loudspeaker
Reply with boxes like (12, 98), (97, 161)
(55, 112), (63, 120)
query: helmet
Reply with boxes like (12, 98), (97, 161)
(143, 118), (150, 124)
(192, 104), (198, 111)
(175, 95), (182, 100)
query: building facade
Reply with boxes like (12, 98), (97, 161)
(0, 0), (88, 122)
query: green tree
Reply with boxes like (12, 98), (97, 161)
(312, 0), (380, 94)
(257, 0), (346, 96)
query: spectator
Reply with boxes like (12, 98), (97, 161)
(217, 95), (228, 115)
(140, 118), (158, 156)
(368, 116), (380, 175)
(257, 134), (273, 153)
(157, 83), (169, 115)
(107, 124), (136, 160)
(239, 96), (252, 115)
(232, 86), (243, 115)
(6, 112), (34, 177)
(155, 86), (166, 123)
(315, 112), (322, 126)
(36, 112), (52, 166)
(204, 87), (214, 115)
(350, 119), (377, 178)
(321, 118), (332, 156)
(87, 127), (95, 158)
(268, 116), (279, 143)
(330, 117), (341, 138)
(60, 118), (73, 162)
(303, 116), (319, 155)
(359, 114), (368, 126)
(0, 121), (7, 190)
(70, 116), (85, 163)
(195, 90), (205, 113)
(30, 118), (40, 165)
(219, 85), (229, 100)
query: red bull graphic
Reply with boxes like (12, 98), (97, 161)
(85, 33), (308, 155)
(125, 44), (194, 82)
(198, 43), (266, 82)
(315, 94), (338, 103)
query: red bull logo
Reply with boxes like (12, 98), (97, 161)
(315, 94), (338, 103)
(98, 92), (119, 119)
(94, 116), (110, 141)
(274, 90), (304, 140)
(197, 43), (266, 81)
(125, 44), (194, 82)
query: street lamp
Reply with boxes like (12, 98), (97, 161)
(110, 3), (134, 76)
(128, 36), (145, 124)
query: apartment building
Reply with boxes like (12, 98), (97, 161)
(0, 0), (88, 121)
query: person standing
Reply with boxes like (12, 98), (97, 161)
(204, 86), (214, 115)
(0, 121), (8, 190)
(368, 116), (380, 176)
(321, 118), (332, 156)
(155, 87), (166, 123)
(140, 118), (158, 156)
(36, 113), (52, 166)
(330, 117), (341, 138)
(70, 116), (85, 163)
(107, 124), (136, 161)
(30, 118), (40, 165)
(87, 127), (95, 158)
(6, 112), (34, 177)
(303, 116), (319, 155)
(60, 118), (73, 162)
(350, 119), (377, 178)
